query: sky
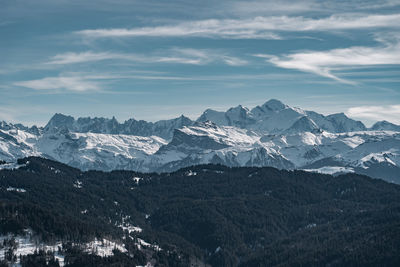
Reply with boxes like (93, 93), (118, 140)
(0, 0), (400, 127)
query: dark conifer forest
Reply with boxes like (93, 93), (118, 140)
(1, 157), (400, 266)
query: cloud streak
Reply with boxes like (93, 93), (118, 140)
(76, 13), (400, 40)
(46, 49), (247, 66)
(14, 76), (101, 92)
(256, 38), (400, 84)
(347, 105), (400, 124)
(13, 70), (317, 93)
(228, 0), (400, 15)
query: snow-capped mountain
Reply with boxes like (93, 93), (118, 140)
(197, 99), (367, 134)
(154, 121), (294, 172)
(370, 120), (400, 131)
(37, 130), (167, 171)
(1, 99), (399, 183)
(198, 105), (256, 128)
(44, 113), (193, 140)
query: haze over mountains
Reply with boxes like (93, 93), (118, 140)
(1, 99), (399, 183)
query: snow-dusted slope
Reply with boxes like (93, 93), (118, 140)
(0, 128), (39, 160)
(300, 131), (400, 183)
(37, 130), (167, 171)
(152, 121), (294, 171)
(0, 99), (399, 183)
(283, 116), (320, 134)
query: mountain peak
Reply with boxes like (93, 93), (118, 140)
(45, 113), (75, 131)
(371, 120), (400, 131)
(50, 113), (74, 121)
(328, 112), (346, 118)
(230, 104), (250, 112)
(178, 114), (192, 121)
(325, 113), (366, 132)
(0, 121), (14, 130)
(262, 99), (286, 111)
(227, 104), (249, 112)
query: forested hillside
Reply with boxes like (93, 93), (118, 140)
(1, 157), (400, 266)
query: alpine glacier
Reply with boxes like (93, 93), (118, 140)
(1, 99), (399, 183)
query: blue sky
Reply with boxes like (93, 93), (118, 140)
(1, 0), (399, 126)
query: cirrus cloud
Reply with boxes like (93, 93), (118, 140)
(256, 37), (400, 84)
(46, 48), (248, 66)
(76, 13), (400, 40)
(14, 76), (101, 92)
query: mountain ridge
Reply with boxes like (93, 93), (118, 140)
(2, 156), (400, 266)
(1, 99), (399, 183)
(5, 99), (396, 136)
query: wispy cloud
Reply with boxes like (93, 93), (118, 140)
(228, 0), (400, 16)
(46, 49), (247, 66)
(13, 71), (318, 93)
(329, 0), (400, 11)
(76, 13), (400, 40)
(14, 76), (101, 92)
(256, 37), (400, 84)
(11, 72), (207, 93)
(228, 0), (319, 16)
(347, 105), (400, 124)
(47, 51), (121, 65)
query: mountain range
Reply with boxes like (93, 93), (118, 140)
(1, 99), (399, 183)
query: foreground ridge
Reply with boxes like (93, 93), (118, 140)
(1, 157), (400, 266)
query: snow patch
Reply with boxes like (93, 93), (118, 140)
(0, 162), (26, 170)
(303, 166), (354, 175)
(73, 180), (83, 188)
(305, 223), (317, 229)
(185, 170), (197, 176)
(132, 176), (143, 184)
(6, 187), (26, 193)
(118, 215), (142, 233)
(84, 238), (127, 257)
(50, 166), (61, 174)
(136, 238), (161, 251)
(0, 233), (64, 266)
